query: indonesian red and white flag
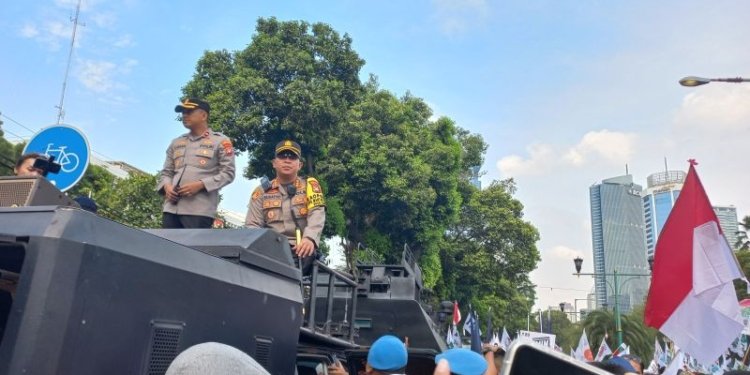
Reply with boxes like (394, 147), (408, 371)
(575, 329), (594, 361)
(594, 337), (612, 361)
(452, 301), (462, 326)
(644, 161), (748, 365)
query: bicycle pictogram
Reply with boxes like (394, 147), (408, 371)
(45, 143), (80, 173)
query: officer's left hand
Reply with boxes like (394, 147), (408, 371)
(176, 181), (205, 197)
(295, 237), (316, 257)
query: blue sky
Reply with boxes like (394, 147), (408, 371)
(2, 0), (749, 312)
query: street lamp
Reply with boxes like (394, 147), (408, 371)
(679, 76), (750, 87)
(572, 257), (650, 347)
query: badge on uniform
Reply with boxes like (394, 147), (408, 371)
(221, 140), (234, 156)
(251, 188), (262, 201)
(305, 177), (325, 209)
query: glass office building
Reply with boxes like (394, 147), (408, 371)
(714, 205), (740, 250)
(642, 171), (686, 258)
(590, 175), (650, 313)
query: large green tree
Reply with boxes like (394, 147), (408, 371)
(438, 179), (540, 331)
(182, 17), (365, 177)
(317, 82), (465, 287)
(0, 131), (25, 176)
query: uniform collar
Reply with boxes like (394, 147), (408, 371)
(271, 177), (304, 193)
(187, 129), (212, 141)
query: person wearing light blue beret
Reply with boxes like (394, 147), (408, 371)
(434, 348), (488, 375)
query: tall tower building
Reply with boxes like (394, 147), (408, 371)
(714, 206), (739, 250)
(642, 170), (686, 258)
(468, 166), (481, 190)
(590, 175), (650, 314)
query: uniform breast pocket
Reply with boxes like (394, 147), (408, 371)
(173, 148), (185, 167)
(194, 150), (216, 168)
(263, 208), (283, 223)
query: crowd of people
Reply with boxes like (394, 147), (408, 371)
(163, 334), (502, 375)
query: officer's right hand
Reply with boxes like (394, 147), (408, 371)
(328, 360), (348, 375)
(295, 237), (316, 257)
(164, 184), (180, 203)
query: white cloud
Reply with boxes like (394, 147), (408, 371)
(113, 34), (135, 48)
(431, 0), (490, 36)
(549, 245), (585, 260)
(77, 59), (118, 93)
(20, 24), (39, 38)
(120, 58), (138, 74)
(497, 130), (636, 178)
(90, 12), (117, 28)
(497, 143), (555, 177)
(53, 0), (96, 11)
(564, 130), (637, 166)
(21, 20), (74, 51)
(674, 85), (750, 132)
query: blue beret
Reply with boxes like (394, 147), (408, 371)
(605, 356), (637, 373)
(367, 335), (408, 371)
(435, 349), (487, 375)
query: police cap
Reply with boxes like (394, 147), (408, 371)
(175, 98), (210, 114)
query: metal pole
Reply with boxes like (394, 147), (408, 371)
(539, 310), (542, 332)
(56, 0), (83, 124)
(614, 270), (623, 346)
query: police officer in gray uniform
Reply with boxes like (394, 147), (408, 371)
(157, 98), (236, 228)
(245, 140), (325, 272)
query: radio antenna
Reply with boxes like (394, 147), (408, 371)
(56, 0), (85, 124)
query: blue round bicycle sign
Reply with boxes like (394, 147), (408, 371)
(23, 124), (90, 192)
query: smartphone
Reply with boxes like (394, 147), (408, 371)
(500, 341), (612, 375)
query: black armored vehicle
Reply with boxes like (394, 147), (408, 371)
(0, 176), (447, 375)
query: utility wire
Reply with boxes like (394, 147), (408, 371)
(1, 110), (118, 163)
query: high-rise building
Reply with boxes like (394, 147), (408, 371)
(642, 170), (686, 258)
(590, 175), (650, 314)
(468, 166), (481, 190)
(714, 206), (740, 250)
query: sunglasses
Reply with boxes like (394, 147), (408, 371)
(276, 152), (299, 160)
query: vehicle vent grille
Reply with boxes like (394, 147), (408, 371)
(145, 321), (184, 375)
(254, 336), (273, 368)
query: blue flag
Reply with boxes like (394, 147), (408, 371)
(470, 310), (482, 353)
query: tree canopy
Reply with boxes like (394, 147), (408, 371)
(182, 17), (365, 178)
(177, 17), (541, 306)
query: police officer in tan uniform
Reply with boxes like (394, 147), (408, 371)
(157, 98), (236, 228)
(245, 140), (325, 267)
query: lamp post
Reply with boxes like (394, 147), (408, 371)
(679, 76), (750, 87)
(572, 256), (650, 346)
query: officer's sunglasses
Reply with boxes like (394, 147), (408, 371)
(276, 152), (299, 160)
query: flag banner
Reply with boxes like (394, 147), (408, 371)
(500, 327), (512, 351)
(594, 337), (612, 361)
(574, 328), (593, 361)
(662, 351), (685, 375)
(518, 330), (556, 349)
(446, 325), (455, 348)
(452, 301), (462, 326)
(611, 343), (629, 357)
(469, 310), (482, 353)
(645, 161), (748, 365)
(489, 331), (501, 348)
(654, 337), (665, 367)
(452, 324), (462, 348)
